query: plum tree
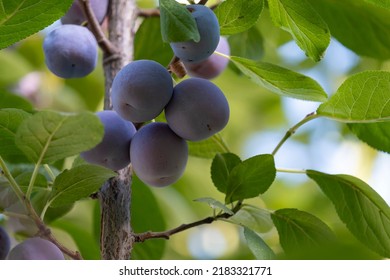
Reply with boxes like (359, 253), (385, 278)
(165, 78), (230, 141)
(183, 37), (230, 80)
(111, 60), (173, 122)
(81, 110), (136, 171)
(0, 226), (11, 260)
(130, 122), (188, 187)
(7, 237), (65, 260)
(170, 4), (220, 63)
(43, 24), (98, 78)
(61, 0), (109, 25)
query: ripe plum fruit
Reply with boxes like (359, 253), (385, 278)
(170, 5), (220, 63)
(43, 24), (98, 78)
(81, 110), (136, 171)
(61, 0), (109, 25)
(7, 237), (65, 260)
(111, 60), (173, 123)
(0, 226), (11, 260)
(165, 78), (229, 141)
(130, 122), (188, 187)
(183, 37), (230, 80)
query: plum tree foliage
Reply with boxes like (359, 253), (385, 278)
(1, 0), (390, 261)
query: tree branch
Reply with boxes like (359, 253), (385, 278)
(77, 0), (140, 260)
(134, 202), (242, 242)
(138, 8), (160, 17)
(78, 0), (118, 56)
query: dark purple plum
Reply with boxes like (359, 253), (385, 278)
(183, 37), (230, 80)
(81, 110), (136, 171)
(165, 78), (229, 141)
(61, 0), (109, 25)
(130, 122), (188, 187)
(43, 24), (98, 78)
(111, 60), (173, 122)
(0, 226), (11, 260)
(170, 4), (220, 63)
(7, 237), (64, 260)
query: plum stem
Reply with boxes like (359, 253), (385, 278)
(271, 112), (319, 156)
(138, 8), (160, 17)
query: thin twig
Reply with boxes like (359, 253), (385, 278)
(78, 0), (118, 56)
(167, 56), (187, 78)
(134, 201), (242, 242)
(271, 112), (319, 156)
(138, 8), (160, 17)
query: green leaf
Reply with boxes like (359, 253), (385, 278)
(271, 208), (336, 256)
(131, 176), (166, 260)
(194, 197), (234, 215)
(268, 0), (330, 62)
(364, 0), (390, 10)
(52, 218), (101, 260)
(188, 134), (229, 159)
(310, 0), (390, 60)
(135, 17), (173, 66)
(228, 26), (264, 61)
(0, 51), (33, 86)
(50, 164), (115, 207)
(348, 122), (390, 154)
(230, 205), (274, 233)
(211, 152), (241, 194)
(230, 56), (328, 102)
(307, 170), (390, 257)
(15, 111), (104, 164)
(214, 0), (264, 35)
(0, 0), (74, 50)
(30, 189), (73, 224)
(225, 154), (276, 203)
(244, 226), (276, 260)
(159, 0), (200, 43)
(317, 71), (390, 122)
(0, 91), (33, 111)
(0, 108), (31, 163)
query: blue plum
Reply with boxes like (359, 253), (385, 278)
(0, 226), (11, 260)
(43, 24), (98, 78)
(61, 0), (109, 25)
(165, 78), (229, 141)
(130, 122), (188, 187)
(111, 60), (173, 123)
(183, 37), (230, 80)
(7, 237), (65, 260)
(81, 110), (136, 171)
(170, 5), (220, 63)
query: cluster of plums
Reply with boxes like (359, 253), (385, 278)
(81, 59), (230, 187)
(2, 2), (232, 261)
(42, 2), (230, 187)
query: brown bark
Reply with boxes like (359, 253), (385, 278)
(99, 0), (138, 260)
